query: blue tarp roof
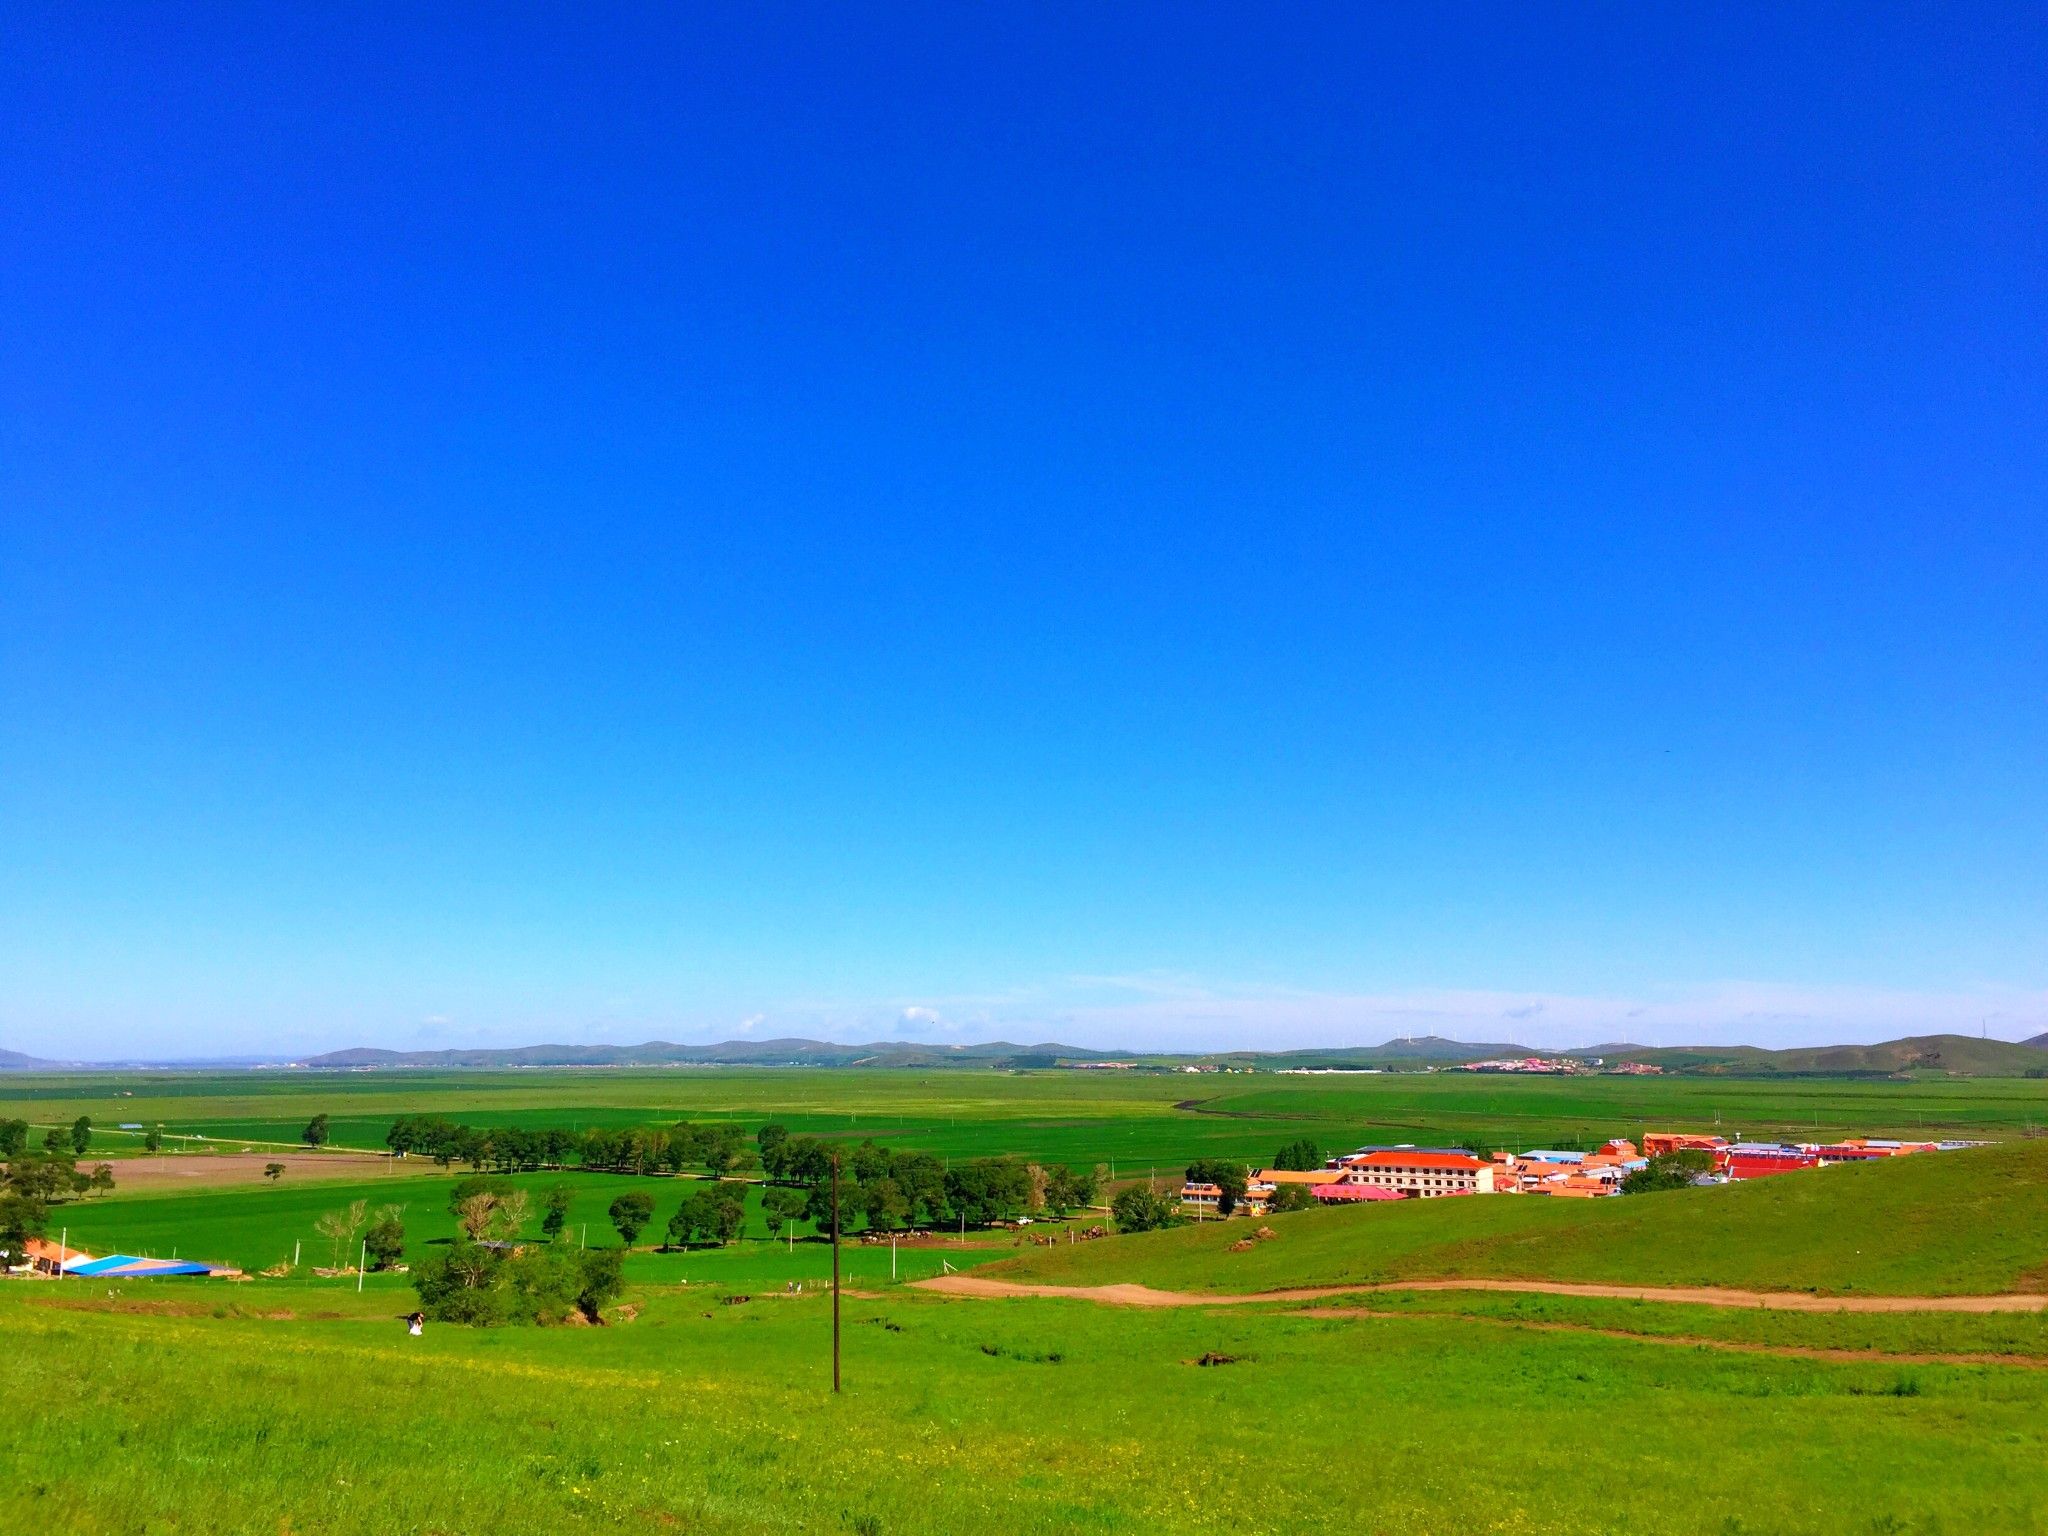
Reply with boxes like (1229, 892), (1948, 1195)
(66, 1255), (220, 1278)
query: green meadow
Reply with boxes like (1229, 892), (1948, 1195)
(7, 1281), (2048, 1535)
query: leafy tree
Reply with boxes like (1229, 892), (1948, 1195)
(142, 1125), (163, 1153)
(805, 1172), (858, 1234)
(1272, 1138), (1322, 1172)
(568, 1247), (626, 1319)
(301, 1113), (330, 1149)
(699, 1123), (748, 1177)
(86, 1163), (115, 1196)
(264, 1162), (285, 1181)
(0, 1120), (27, 1157)
(761, 1186), (808, 1239)
(42, 1127), (67, 1154)
(757, 1123), (790, 1179)
(1265, 1182), (1317, 1214)
(1622, 1149), (1716, 1194)
(942, 1157), (1033, 1226)
(1111, 1185), (1178, 1233)
(862, 1177), (912, 1232)
(412, 1243), (508, 1324)
(364, 1207), (406, 1270)
(1043, 1164), (1098, 1216)
(1185, 1158), (1249, 1217)
(7, 1155), (88, 1205)
(69, 1117), (93, 1156)
(668, 1183), (748, 1247)
(0, 1189), (48, 1262)
(851, 1138), (893, 1186)
(540, 1184), (574, 1241)
(890, 1151), (949, 1225)
(776, 1136), (833, 1188)
(0, 1157), (58, 1260)
(608, 1190), (654, 1247)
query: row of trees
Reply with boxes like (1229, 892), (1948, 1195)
(376, 1117), (1107, 1236)
(759, 1129), (1101, 1233)
(381, 1115), (751, 1177)
(0, 1150), (117, 1261)
(0, 1118), (93, 1158)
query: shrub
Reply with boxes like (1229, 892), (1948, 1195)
(1111, 1186), (1178, 1233)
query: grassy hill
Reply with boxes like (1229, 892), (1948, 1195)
(1606, 1033), (2048, 1077)
(1767, 1034), (2048, 1076)
(991, 1139), (2048, 1297)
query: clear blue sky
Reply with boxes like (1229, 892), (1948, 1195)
(3, 6), (2043, 1058)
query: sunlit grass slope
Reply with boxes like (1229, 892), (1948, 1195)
(6, 1284), (2048, 1534)
(991, 1140), (2048, 1296)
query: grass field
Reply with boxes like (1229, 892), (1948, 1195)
(9, 1067), (2048, 1173)
(990, 1140), (2048, 1297)
(7, 1280), (2048, 1535)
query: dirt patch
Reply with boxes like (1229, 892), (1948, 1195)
(104, 1152), (411, 1192)
(911, 1274), (2048, 1314)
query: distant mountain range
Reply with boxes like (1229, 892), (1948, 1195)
(3, 1031), (2045, 1076)
(300, 1038), (1122, 1070)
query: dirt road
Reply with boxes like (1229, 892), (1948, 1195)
(912, 1274), (2048, 1313)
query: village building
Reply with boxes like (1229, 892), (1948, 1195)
(1330, 1148), (1495, 1197)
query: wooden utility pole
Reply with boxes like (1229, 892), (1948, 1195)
(830, 1152), (842, 1394)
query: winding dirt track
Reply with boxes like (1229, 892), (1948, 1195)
(912, 1274), (2048, 1313)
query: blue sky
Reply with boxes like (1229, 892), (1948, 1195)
(3, 6), (2044, 1058)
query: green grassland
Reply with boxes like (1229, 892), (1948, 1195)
(9, 1066), (2048, 1171)
(10, 1071), (2048, 1531)
(992, 1140), (2048, 1296)
(7, 1280), (2048, 1535)
(45, 1167), (1023, 1288)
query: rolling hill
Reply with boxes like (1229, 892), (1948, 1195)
(0, 1048), (71, 1071)
(991, 1138), (2048, 1297)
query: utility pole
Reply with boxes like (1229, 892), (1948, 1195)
(357, 1239), (366, 1292)
(830, 1153), (842, 1395)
